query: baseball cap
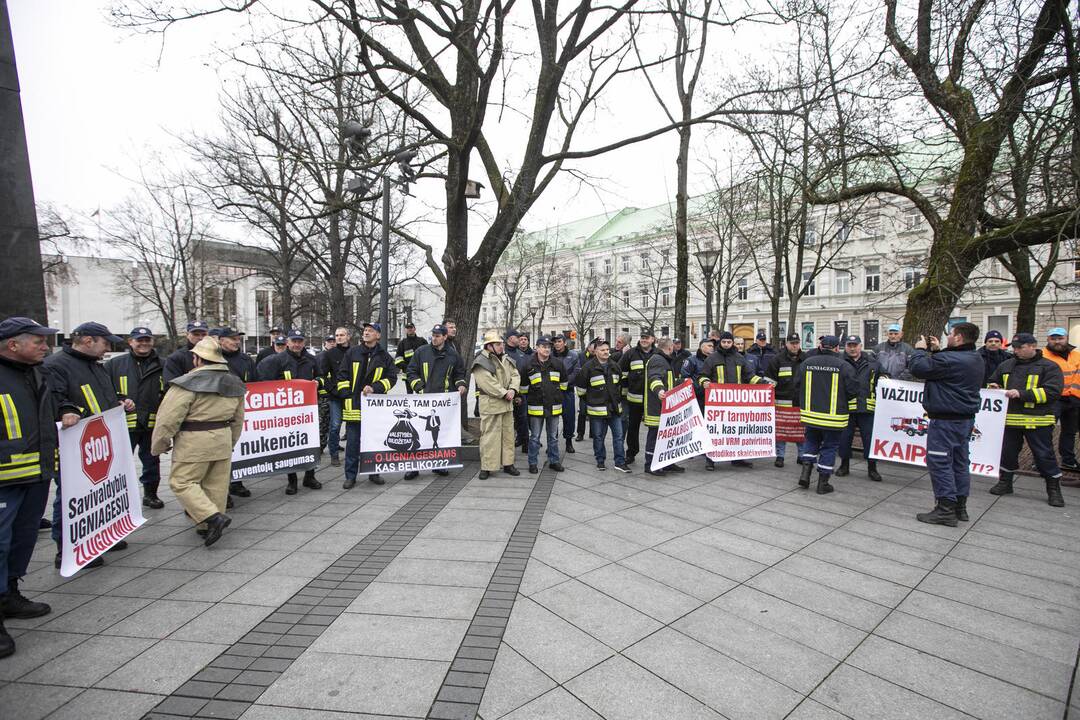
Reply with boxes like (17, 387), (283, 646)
(820, 335), (840, 348)
(755, 331), (766, 340)
(887, 323), (902, 332)
(363, 322), (382, 333)
(431, 324), (448, 336)
(505, 328), (519, 339)
(404, 322), (415, 329)
(1048, 327), (1067, 337)
(286, 329), (306, 340)
(129, 327), (154, 339)
(536, 335), (553, 346)
(270, 325), (283, 333)
(0, 317), (59, 340)
(210, 326), (245, 338)
(73, 322), (124, 344)
(1013, 332), (1038, 346)
(785, 333), (801, 343)
(673, 337), (683, 344)
(844, 335), (862, 345)
(985, 330), (1003, 341)
(272, 335), (287, 346)
(552, 333), (566, 341)
(323, 334), (334, 342)
(186, 320), (209, 332)
(640, 328), (655, 337)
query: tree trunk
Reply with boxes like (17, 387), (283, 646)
(1014, 281), (1039, 334)
(674, 126), (691, 343)
(902, 226), (980, 341)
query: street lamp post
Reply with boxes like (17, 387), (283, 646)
(506, 278), (518, 330)
(694, 248), (721, 338)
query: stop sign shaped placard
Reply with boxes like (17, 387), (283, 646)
(80, 417), (113, 485)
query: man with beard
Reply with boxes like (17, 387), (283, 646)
(405, 324), (467, 479)
(258, 329), (323, 495)
(163, 320), (209, 383)
(1044, 328), (1080, 476)
(337, 323), (398, 488)
(699, 331), (770, 469)
(106, 327), (166, 508)
(873, 323), (915, 380)
(619, 329), (655, 465)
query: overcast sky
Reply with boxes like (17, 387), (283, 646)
(10, 0), (756, 252)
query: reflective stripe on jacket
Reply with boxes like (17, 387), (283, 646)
(1044, 345), (1080, 402)
(335, 344), (397, 422)
(519, 354), (566, 417)
(0, 357), (57, 486)
(644, 352), (674, 427)
(987, 351), (1063, 429)
(792, 351), (858, 429)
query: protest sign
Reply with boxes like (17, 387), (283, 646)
(58, 406), (145, 576)
(774, 404), (805, 443)
(704, 384), (777, 461)
(360, 392), (462, 473)
(231, 380), (320, 483)
(652, 380), (710, 470)
(869, 378), (1007, 477)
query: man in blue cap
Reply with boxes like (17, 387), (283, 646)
(1044, 327), (1080, 476)
(873, 323), (915, 380)
(163, 320), (210, 383)
(0, 317), (62, 657)
(105, 327), (166, 508)
(42, 321), (132, 566)
(337, 323), (398, 488)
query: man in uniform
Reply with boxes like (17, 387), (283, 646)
(504, 330), (529, 451)
(680, 338), (714, 414)
(152, 337), (246, 545)
(519, 336), (566, 474)
(472, 331), (520, 479)
(43, 322), (133, 568)
(577, 339), (629, 472)
(106, 327), (166, 508)
(987, 333), (1065, 507)
(793, 336), (858, 495)
(644, 337), (679, 477)
(765, 333), (805, 467)
(163, 320), (209, 383)
(405, 324), (466, 479)
(258, 329), (323, 495)
(552, 335), (580, 454)
(574, 338), (598, 443)
(619, 329), (655, 464)
(317, 327), (352, 467)
(338, 323), (397, 488)
(1045, 328), (1080, 476)
(395, 322), (427, 389)
(256, 326), (284, 365)
(745, 330), (776, 375)
(979, 330), (1010, 383)
(910, 322), (984, 526)
(0, 318), (60, 657)
(210, 327), (255, 498)
(835, 335), (885, 482)
(670, 338), (691, 376)
(874, 323), (915, 380)
(699, 331), (770, 469)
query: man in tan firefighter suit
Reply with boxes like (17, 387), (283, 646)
(472, 331), (521, 479)
(151, 338), (246, 546)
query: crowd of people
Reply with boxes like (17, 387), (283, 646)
(0, 310), (1076, 661)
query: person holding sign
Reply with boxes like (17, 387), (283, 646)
(472, 331), (521, 480)
(404, 324), (467, 479)
(910, 323), (984, 526)
(644, 337), (680, 477)
(519, 336), (567, 474)
(619, 330), (655, 465)
(986, 333), (1065, 507)
(792, 336), (858, 495)
(698, 331), (771, 470)
(577, 339), (630, 473)
(152, 338), (246, 546)
(337, 323), (398, 488)
(836, 335), (886, 482)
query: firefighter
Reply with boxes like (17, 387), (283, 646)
(619, 329), (655, 465)
(577, 339), (629, 472)
(317, 327), (352, 467)
(986, 333), (1065, 507)
(163, 320), (209, 383)
(473, 330), (520, 479)
(519, 336), (566, 474)
(210, 327), (255, 498)
(257, 329), (323, 495)
(644, 337), (679, 477)
(745, 330), (776, 375)
(255, 326), (284, 365)
(394, 322), (427, 388)
(1044, 328), (1080, 476)
(105, 327), (166, 508)
(836, 335), (886, 482)
(574, 338), (598, 444)
(699, 331), (770, 469)
(765, 333), (805, 468)
(42, 322), (133, 567)
(551, 335), (580, 454)
(0, 318), (61, 658)
(670, 338), (691, 376)
(337, 323), (397, 488)
(792, 335), (858, 495)
(680, 338), (714, 413)
(152, 337), (246, 545)
(505, 330), (529, 451)
(910, 323), (984, 526)
(404, 324), (466, 479)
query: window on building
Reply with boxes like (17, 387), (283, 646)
(640, 252), (649, 269)
(866, 265), (881, 292)
(804, 228), (817, 246)
(1074, 260), (1080, 280)
(660, 325), (670, 337)
(202, 286), (221, 326)
(863, 320), (879, 346)
(222, 287), (237, 325)
(661, 286), (671, 307)
(803, 272), (816, 297)
(737, 277), (749, 301)
(481, 307), (487, 322)
(836, 222), (852, 244)
(603, 258), (612, 275)
(640, 285), (650, 308)
(587, 260), (596, 276)
(834, 271), (850, 295)
(622, 288), (630, 308)
(903, 267), (923, 290)
(621, 255), (630, 273)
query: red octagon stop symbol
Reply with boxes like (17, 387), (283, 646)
(80, 417), (113, 485)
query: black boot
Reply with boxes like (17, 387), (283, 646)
(504, 465), (521, 476)
(202, 513), (232, 547)
(705, 458), (716, 471)
(142, 481), (164, 509)
(1, 579), (51, 619)
(403, 471), (420, 480)
(229, 482), (252, 498)
(816, 473), (834, 495)
(834, 460), (849, 477)
(285, 476), (298, 495)
(955, 495), (969, 522)
(0, 612), (13, 659)
(798, 463), (813, 488)
(368, 474), (385, 485)
(867, 460), (882, 483)
(1046, 478), (1065, 508)
(565, 439), (575, 454)
(302, 472), (322, 490)
(774, 457), (784, 468)
(917, 498), (958, 527)
(989, 473), (1013, 495)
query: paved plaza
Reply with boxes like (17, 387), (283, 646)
(3, 449), (1079, 720)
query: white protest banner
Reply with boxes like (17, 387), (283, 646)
(58, 406), (145, 576)
(360, 392), (462, 473)
(231, 380), (320, 483)
(869, 378), (1007, 477)
(703, 384), (777, 461)
(652, 380), (710, 470)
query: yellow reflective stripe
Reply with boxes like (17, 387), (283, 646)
(736, 366), (742, 383)
(80, 385), (102, 415)
(351, 362), (360, 391)
(0, 465), (40, 481)
(422, 362), (430, 383)
(337, 380), (350, 391)
(1032, 388), (1047, 404)
(590, 376), (606, 386)
(342, 398), (360, 421)
(717, 366), (725, 384)
(1005, 413), (1055, 427)
(627, 392), (643, 403)
(630, 360), (644, 370)
(118, 376), (129, 395)
(804, 372), (812, 411)
(829, 373), (838, 416)
(778, 369), (792, 377)
(0, 394), (21, 439)
(379, 379), (392, 392)
(283, 370), (293, 380)
(373, 367), (384, 385)
(404, 350), (415, 358)
(587, 406), (608, 416)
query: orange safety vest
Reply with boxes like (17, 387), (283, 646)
(1045, 347), (1080, 400)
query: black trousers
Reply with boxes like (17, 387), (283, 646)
(1058, 401), (1078, 466)
(1001, 425), (1060, 479)
(626, 403), (645, 458)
